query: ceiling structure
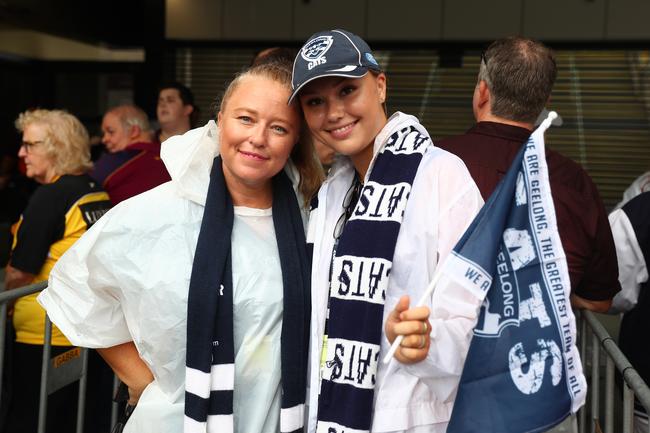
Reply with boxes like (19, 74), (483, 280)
(0, 0), (148, 48)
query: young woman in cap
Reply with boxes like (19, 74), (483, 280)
(38, 61), (322, 433)
(291, 29), (485, 432)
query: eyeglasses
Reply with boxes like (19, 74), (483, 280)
(333, 175), (362, 240)
(20, 140), (44, 153)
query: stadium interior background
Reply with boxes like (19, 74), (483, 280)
(2, 0), (650, 337)
(0, 0), (650, 428)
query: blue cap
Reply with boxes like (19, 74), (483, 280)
(289, 29), (382, 103)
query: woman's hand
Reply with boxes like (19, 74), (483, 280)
(384, 295), (431, 364)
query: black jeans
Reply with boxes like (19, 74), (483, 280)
(3, 343), (78, 433)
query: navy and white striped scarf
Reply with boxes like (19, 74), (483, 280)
(316, 117), (432, 432)
(184, 156), (310, 433)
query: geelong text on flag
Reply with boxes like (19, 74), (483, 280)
(445, 112), (587, 433)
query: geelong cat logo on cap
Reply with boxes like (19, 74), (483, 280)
(301, 35), (333, 70)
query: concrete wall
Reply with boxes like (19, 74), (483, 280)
(165, 0), (650, 41)
(0, 26), (144, 62)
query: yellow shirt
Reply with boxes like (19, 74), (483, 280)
(10, 175), (111, 345)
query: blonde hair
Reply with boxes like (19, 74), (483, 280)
(220, 61), (324, 203)
(15, 109), (92, 175)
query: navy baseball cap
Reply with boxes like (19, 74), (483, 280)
(289, 29), (382, 103)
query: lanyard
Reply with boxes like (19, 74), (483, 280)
(320, 174), (362, 375)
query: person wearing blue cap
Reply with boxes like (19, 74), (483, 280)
(292, 29), (485, 432)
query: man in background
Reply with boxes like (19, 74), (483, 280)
(609, 191), (649, 433)
(92, 104), (170, 204)
(155, 82), (196, 143)
(438, 36), (620, 313)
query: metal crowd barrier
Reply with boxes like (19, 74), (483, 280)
(2, 281), (650, 433)
(577, 310), (650, 433)
(0, 281), (118, 433)
(0, 281), (49, 409)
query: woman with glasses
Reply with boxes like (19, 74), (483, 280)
(4, 109), (111, 433)
(292, 30), (485, 432)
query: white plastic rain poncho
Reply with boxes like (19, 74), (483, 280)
(38, 121), (305, 433)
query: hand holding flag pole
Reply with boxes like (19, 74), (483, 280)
(382, 265), (442, 364)
(383, 111), (559, 365)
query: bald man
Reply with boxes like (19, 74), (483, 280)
(91, 104), (170, 204)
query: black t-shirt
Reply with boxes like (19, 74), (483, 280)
(11, 174), (111, 275)
(619, 192), (650, 393)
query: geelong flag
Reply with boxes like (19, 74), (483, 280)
(445, 112), (587, 433)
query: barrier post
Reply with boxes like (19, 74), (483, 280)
(624, 383), (634, 433)
(591, 331), (600, 433)
(37, 316), (53, 433)
(605, 356), (614, 433)
(75, 348), (89, 433)
(579, 313), (588, 433)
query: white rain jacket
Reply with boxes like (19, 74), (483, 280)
(306, 113), (485, 433)
(609, 207), (648, 313)
(38, 120), (304, 433)
(615, 170), (650, 209)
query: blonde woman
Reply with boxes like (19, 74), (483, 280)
(39, 62), (322, 433)
(5, 109), (111, 433)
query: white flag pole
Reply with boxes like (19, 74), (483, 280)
(382, 111), (558, 365)
(540, 111), (558, 131)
